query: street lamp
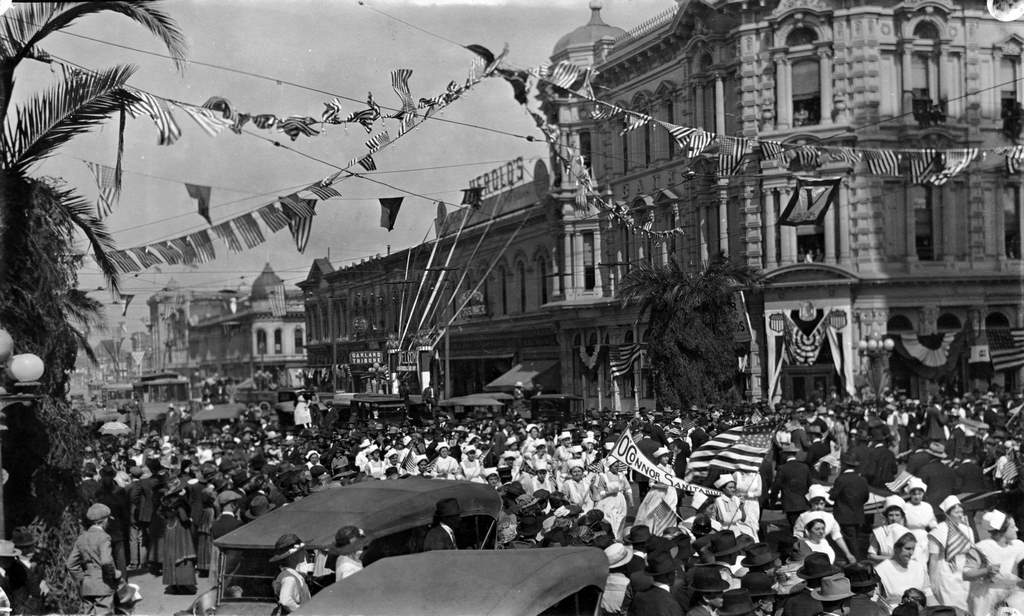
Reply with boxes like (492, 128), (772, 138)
(0, 328), (43, 538)
(858, 332), (895, 408)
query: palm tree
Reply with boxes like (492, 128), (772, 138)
(618, 253), (760, 409)
(0, 3), (186, 609)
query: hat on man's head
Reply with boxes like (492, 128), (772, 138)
(11, 528), (35, 551)
(690, 565), (729, 593)
(644, 552), (677, 576)
(741, 572), (776, 598)
(217, 490), (243, 507)
(268, 533), (305, 563)
(86, 503), (112, 523)
(623, 525), (651, 546)
(435, 497), (461, 519)
(796, 552), (841, 580)
(718, 589), (756, 616)
(328, 526), (369, 556)
(740, 542), (778, 568)
(843, 563), (877, 591)
(926, 441), (947, 458)
(709, 530), (743, 558)
(604, 542), (634, 569)
(810, 574), (855, 601)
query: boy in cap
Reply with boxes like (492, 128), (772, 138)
(67, 504), (119, 612)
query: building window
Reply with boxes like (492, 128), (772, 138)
(499, 267), (508, 315)
(579, 131), (592, 170)
(702, 83), (716, 131)
(797, 226), (825, 263)
(294, 328), (304, 352)
(538, 257), (549, 304)
(1001, 56), (1020, 115)
(915, 187), (935, 261)
(1006, 185), (1022, 259)
(643, 122), (652, 167)
(273, 329), (283, 354)
(582, 232), (596, 290)
(620, 119), (629, 173)
(517, 262), (527, 313)
(792, 59), (821, 126)
(787, 27), (817, 47)
(621, 225), (632, 273)
(256, 330), (267, 356)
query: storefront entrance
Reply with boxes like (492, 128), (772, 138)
(782, 365), (836, 403)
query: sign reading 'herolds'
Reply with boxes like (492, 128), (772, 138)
(468, 156), (527, 199)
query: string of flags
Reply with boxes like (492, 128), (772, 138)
(88, 51), (504, 274)
(486, 54), (1024, 236)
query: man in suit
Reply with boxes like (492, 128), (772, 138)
(628, 552), (683, 616)
(770, 446), (811, 529)
(422, 498), (461, 551)
(917, 443), (960, 509)
(830, 453), (870, 561)
(126, 466), (152, 571)
(66, 504), (119, 613)
(780, 553), (836, 616)
(862, 430), (898, 490)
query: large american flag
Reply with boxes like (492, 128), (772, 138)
(687, 422), (775, 474)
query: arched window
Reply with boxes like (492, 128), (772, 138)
(786, 27), (818, 47)
(937, 313), (962, 333)
(537, 256), (549, 305)
(518, 262), (527, 313)
(886, 315), (915, 333)
(913, 21), (940, 41)
(499, 267), (508, 315)
(986, 312), (1011, 329)
(294, 328), (304, 352)
(256, 329), (267, 355)
(273, 328), (283, 354)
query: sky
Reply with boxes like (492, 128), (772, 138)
(14, 0), (671, 336)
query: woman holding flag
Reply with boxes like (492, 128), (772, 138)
(927, 495), (974, 610)
(592, 457), (631, 539)
(632, 447), (679, 536)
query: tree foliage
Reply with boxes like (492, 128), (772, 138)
(618, 253), (760, 409)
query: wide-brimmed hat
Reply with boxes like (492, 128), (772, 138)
(246, 494), (271, 520)
(741, 571), (776, 598)
(11, 528), (35, 551)
(718, 589), (756, 616)
(709, 530), (743, 558)
(740, 542), (777, 568)
(623, 525), (652, 546)
(843, 563), (877, 591)
(604, 542), (634, 569)
(797, 552), (841, 580)
(926, 442), (947, 458)
(691, 565), (729, 593)
(268, 533), (305, 562)
(435, 497), (461, 519)
(805, 484), (833, 504)
(839, 452), (860, 467)
(810, 574), (855, 601)
(328, 526), (369, 556)
(645, 552), (677, 576)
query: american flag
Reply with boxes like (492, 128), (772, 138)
(547, 61), (582, 90)
(257, 204), (290, 233)
(621, 112), (652, 134)
(125, 89), (181, 146)
(760, 140), (785, 162)
(170, 238), (197, 264)
(660, 123), (697, 150)
(150, 241), (183, 265)
(212, 222), (244, 253)
(365, 130), (391, 153)
(401, 452), (418, 475)
(423, 456), (438, 474)
(268, 284), (287, 317)
(175, 103), (233, 137)
(687, 423), (775, 474)
(391, 69), (417, 121)
(322, 98), (344, 124)
(591, 102), (623, 121)
(688, 131), (715, 158)
(997, 453), (1019, 486)
(233, 213), (266, 249)
(251, 114), (278, 129)
(345, 105), (377, 133)
(585, 461), (603, 473)
(281, 197), (317, 254)
(188, 230), (217, 264)
(991, 329), (1024, 372)
(863, 150), (900, 176)
(945, 522), (972, 564)
(718, 137), (751, 176)
(885, 469), (917, 494)
(929, 148), (977, 186)
(610, 343), (643, 377)
(358, 155), (377, 172)
(827, 147), (862, 166)
(909, 149), (938, 184)
(278, 116), (320, 140)
(86, 162), (117, 218)
(305, 184), (342, 200)
(1006, 145), (1024, 174)
(129, 246), (161, 269)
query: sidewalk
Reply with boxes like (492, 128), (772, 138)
(125, 568), (214, 616)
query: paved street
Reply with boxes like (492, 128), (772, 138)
(127, 570), (214, 616)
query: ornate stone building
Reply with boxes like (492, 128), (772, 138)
(548, 0), (1024, 401)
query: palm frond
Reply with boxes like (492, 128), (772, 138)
(2, 65), (138, 172)
(68, 325), (99, 366)
(51, 186), (121, 294)
(2, 2), (187, 70)
(62, 288), (104, 329)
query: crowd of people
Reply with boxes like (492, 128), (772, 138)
(11, 387), (1024, 615)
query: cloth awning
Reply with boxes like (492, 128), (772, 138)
(484, 360), (559, 392)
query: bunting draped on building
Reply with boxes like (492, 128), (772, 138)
(766, 307), (855, 403)
(779, 177), (841, 227)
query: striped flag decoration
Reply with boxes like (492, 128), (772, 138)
(344, 108), (377, 132)
(129, 246), (161, 269)
(718, 137), (751, 176)
(885, 469), (917, 494)
(687, 423), (775, 474)
(660, 122), (697, 149)
(610, 343), (644, 377)
(251, 114), (278, 129)
(688, 131), (715, 157)
(1006, 145), (1024, 173)
(992, 329), (1024, 372)
(150, 241), (183, 265)
(233, 213), (266, 249)
(86, 162), (117, 218)
(174, 103), (233, 137)
(791, 145), (821, 168)
(621, 112), (652, 134)
(909, 149), (939, 184)
(282, 198), (317, 254)
(322, 98), (344, 124)
(863, 150), (900, 176)
(423, 456), (439, 474)
(365, 130), (391, 153)
(996, 453), (1019, 486)
(188, 230), (217, 264)
(401, 451), (418, 475)
(391, 69), (417, 120)
(125, 89), (181, 145)
(278, 116), (320, 141)
(547, 61), (582, 89)
(170, 238), (197, 264)
(929, 149), (978, 186)
(760, 140), (785, 161)
(828, 147), (862, 166)
(212, 222), (244, 253)
(108, 250), (141, 274)
(585, 460), (604, 474)
(279, 194), (318, 219)
(257, 203), (289, 233)
(357, 155), (377, 172)
(591, 102), (623, 121)
(268, 283), (287, 317)
(944, 521), (972, 564)
(305, 184), (342, 200)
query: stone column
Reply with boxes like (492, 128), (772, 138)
(824, 199), (837, 264)
(719, 186), (730, 256)
(563, 232), (573, 297)
(764, 188), (778, 268)
(573, 231), (585, 293)
(775, 55), (791, 129)
(838, 181), (851, 264)
(901, 43), (914, 118)
(551, 242), (562, 298)
(818, 49), (833, 124)
(715, 74), (727, 135)
(593, 227), (604, 293)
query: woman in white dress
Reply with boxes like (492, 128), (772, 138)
(965, 509), (1024, 615)
(869, 495), (911, 564)
(592, 460), (631, 539)
(432, 443), (461, 480)
(799, 518), (836, 564)
(460, 446), (485, 483)
(731, 469), (762, 540)
(632, 447), (678, 536)
(361, 445), (387, 479)
(875, 532), (932, 611)
(903, 477), (938, 564)
(927, 494), (974, 610)
(560, 461), (594, 511)
(791, 484), (856, 564)
(710, 476), (758, 541)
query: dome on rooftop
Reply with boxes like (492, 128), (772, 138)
(552, 0), (625, 57)
(250, 263), (283, 300)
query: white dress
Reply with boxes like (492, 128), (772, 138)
(802, 537), (836, 563)
(732, 470), (762, 537)
(633, 464), (678, 536)
(967, 538), (1024, 616)
(903, 500), (938, 564)
(876, 557), (932, 612)
(792, 510), (842, 544)
(594, 470), (630, 539)
(711, 495), (758, 541)
(561, 476), (594, 511)
(870, 523), (911, 560)
(461, 459), (484, 483)
(928, 520), (974, 610)
(433, 455), (461, 480)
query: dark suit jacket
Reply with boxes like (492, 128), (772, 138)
(771, 460), (811, 513)
(906, 450), (933, 476)
(210, 513), (243, 540)
(955, 461), (990, 494)
(863, 445), (898, 489)
(628, 586), (683, 616)
(781, 588), (823, 616)
(830, 470), (870, 525)
(422, 525), (457, 551)
(918, 459), (960, 508)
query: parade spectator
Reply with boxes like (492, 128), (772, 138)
(66, 504), (119, 613)
(269, 534), (310, 614)
(829, 452), (870, 561)
(423, 498), (461, 551)
(771, 445), (810, 529)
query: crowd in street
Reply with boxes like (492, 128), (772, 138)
(7, 388), (1024, 615)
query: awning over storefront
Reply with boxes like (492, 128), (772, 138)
(485, 360), (558, 392)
